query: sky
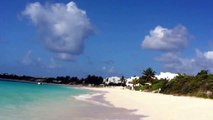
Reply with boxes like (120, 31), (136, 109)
(0, 0), (213, 77)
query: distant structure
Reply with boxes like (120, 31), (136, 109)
(126, 76), (139, 87)
(155, 72), (178, 80)
(104, 76), (121, 85)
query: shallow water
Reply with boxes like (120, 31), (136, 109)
(0, 79), (89, 120)
(0, 79), (144, 120)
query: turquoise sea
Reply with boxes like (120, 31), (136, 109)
(0, 79), (143, 120)
(0, 79), (91, 120)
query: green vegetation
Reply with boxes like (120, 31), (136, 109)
(141, 67), (156, 83)
(132, 68), (213, 99)
(151, 79), (168, 90)
(161, 71), (213, 98)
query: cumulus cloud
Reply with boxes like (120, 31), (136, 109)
(204, 51), (213, 60)
(142, 25), (213, 74)
(22, 1), (93, 61)
(155, 72), (178, 80)
(56, 53), (75, 61)
(141, 25), (189, 51)
(157, 50), (213, 74)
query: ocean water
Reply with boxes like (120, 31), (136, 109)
(0, 79), (144, 120)
(0, 79), (91, 120)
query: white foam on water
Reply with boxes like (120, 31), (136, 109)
(74, 93), (110, 107)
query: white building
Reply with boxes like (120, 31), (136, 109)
(155, 72), (178, 80)
(126, 76), (139, 87)
(104, 76), (121, 85)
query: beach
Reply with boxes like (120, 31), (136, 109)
(85, 87), (213, 120)
(0, 79), (144, 120)
(2, 79), (213, 120)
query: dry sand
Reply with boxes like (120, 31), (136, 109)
(86, 87), (213, 120)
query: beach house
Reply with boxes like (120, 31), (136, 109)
(104, 76), (121, 85)
(126, 76), (140, 89)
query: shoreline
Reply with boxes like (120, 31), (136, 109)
(85, 87), (213, 120)
(1, 79), (144, 120)
(73, 88), (145, 120)
(2, 78), (213, 119)
(0, 78), (84, 88)
(0, 78), (39, 84)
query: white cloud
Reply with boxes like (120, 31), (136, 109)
(141, 25), (189, 51)
(204, 51), (213, 60)
(22, 1), (93, 61)
(157, 50), (213, 74)
(56, 53), (75, 61)
(155, 72), (178, 80)
(142, 25), (213, 74)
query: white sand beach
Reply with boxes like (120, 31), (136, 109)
(86, 87), (213, 120)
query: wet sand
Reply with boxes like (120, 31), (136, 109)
(74, 90), (145, 120)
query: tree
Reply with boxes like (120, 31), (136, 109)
(197, 70), (208, 76)
(138, 78), (146, 85)
(131, 78), (139, 89)
(142, 67), (156, 83)
(196, 70), (208, 80)
(120, 76), (126, 87)
(83, 75), (103, 86)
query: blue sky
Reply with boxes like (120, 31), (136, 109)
(0, 0), (213, 77)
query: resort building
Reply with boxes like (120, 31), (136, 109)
(126, 76), (139, 87)
(104, 76), (121, 85)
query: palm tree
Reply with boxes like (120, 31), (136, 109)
(131, 78), (139, 90)
(120, 76), (126, 87)
(142, 67), (156, 83)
